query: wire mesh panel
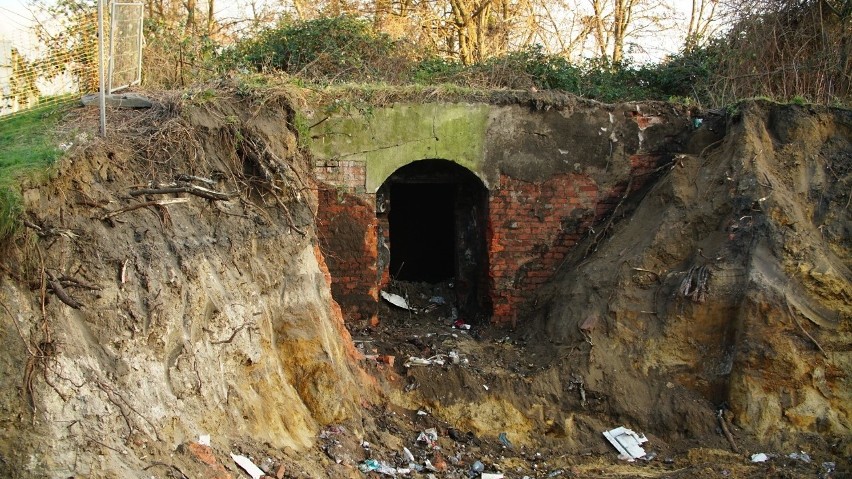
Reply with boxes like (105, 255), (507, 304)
(108, 2), (144, 94)
(0, 29), (87, 119)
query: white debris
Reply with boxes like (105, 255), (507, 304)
(231, 454), (264, 479)
(381, 291), (411, 310)
(403, 446), (415, 462)
(404, 355), (446, 367)
(788, 451), (811, 463)
(198, 434), (211, 446)
(603, 426), (648, 460)
(750, 453), (769, 463)
(481, 474), (505, 479)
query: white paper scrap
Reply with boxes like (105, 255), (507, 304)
(231, 453), (264, 479)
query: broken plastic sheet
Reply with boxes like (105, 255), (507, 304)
(404, 355), (447, 367)
(381, 291), (411, 310)
(603, 427), (648, 460)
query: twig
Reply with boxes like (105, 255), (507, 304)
(129, 183), (233, 201)
(175, 174), (215, 185)
(700, 138), (724, 159)
(786, 300), (828, 358)
(46, 271), (83, 310)
(100, 198), (189, 221)
(717, 409), (739, 453)
(210, 324), (248, 344)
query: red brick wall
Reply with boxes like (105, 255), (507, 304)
(316, 183), (379, 325)
(315, 154), (666, 326)
(486, 155), (664, 324)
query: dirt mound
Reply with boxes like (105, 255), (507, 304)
(523, 101), (851, 454)
(0, 89), (374, 478)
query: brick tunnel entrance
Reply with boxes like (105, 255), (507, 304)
(379, 160), (491, 319)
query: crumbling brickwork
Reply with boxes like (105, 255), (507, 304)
(316, 186), (379, 325)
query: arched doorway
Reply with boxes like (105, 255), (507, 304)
(378, 160), (491, 319)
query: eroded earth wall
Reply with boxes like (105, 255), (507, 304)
(0, 95), (372, 478)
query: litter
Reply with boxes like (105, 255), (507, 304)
(788, 451), (811, 463)
(449, 350), (460, 364)
(452, 319), (471, 330)
(404, 355), (446, 367)
(381, 291), (411, 310)
(471, 460), (485, 473)
(498, 432), (513, 449)
(750, 453), (769, 463)
(231, 454), (265, 479)
(481, 474), (505, 479)
(429, 296), (446, 305)
(358, 459), (398, 475)
(417, 428), (439, 448)
(403, 446), (415, 462)
(417, 410), (428, 416)
(603, 426), (648, 461)
(198, 434), (211, 446)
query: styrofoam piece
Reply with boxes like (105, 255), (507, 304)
(603, 426), (648, 460)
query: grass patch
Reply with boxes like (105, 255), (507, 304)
(0, 104), (69, 238)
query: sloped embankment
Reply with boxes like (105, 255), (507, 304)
(0, 90), (373, 477)
(530, 101), (851, 453)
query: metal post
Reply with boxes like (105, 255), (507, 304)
(97, 0), (106, 136)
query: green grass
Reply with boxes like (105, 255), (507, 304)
(0, 104), (69, 238)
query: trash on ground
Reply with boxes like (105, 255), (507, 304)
(318, 425), (346, 439)
(498, 432), (513, 449)
(417, 410), (428, 416)
(403, 446), (415, 462)
(405, 355), (446, 367)
(471, 460), (485, 473)
(449, 350), (460, 364)
(788, 451), (811, 463)
(231, 454), (265, 479)
(198, 434), (210, 446)
(429, 296), (446, 305)
(381, 291), (412, 310)
(750, 453), (769, 463)
(603, 426), (648, 460)
(358, 459), (400, 475)
(417, 428), (439, 448)
(481, 473), (505, 479)
(452, 319), (471, 329)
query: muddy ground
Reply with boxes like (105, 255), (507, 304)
(0, 84), (849, 478)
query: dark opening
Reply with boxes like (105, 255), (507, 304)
(379, 159), (490, 318)
(389, 183), (456, 282)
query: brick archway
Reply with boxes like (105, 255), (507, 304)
(377, 159), (491, 320)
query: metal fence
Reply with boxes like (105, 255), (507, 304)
(0, 1), (144, 123)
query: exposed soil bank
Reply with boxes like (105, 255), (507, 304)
(0, 90), (373, 478)
(0, 87), (849, 478)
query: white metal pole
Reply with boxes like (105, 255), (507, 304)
(97, 0), (106, 136)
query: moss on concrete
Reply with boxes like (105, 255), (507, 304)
(309, 103), (490, 191)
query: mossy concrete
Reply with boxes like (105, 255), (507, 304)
(309, 103), (490, 192)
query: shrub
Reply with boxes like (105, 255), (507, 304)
(228, 16), (402, 83)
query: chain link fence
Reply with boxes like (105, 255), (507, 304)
(0, 1), (143, 122)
